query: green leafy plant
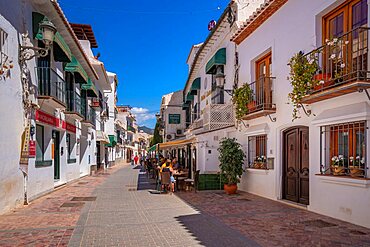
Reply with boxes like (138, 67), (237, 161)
(218, 138), (245, 185)
(288, 51), (319, 120)
(232, 83), (253, 120)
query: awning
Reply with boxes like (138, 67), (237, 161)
(190, 78), (201, 95)
(206, 48), (226, 74)
(185, 92), (194, 103)
(96, 130), (110, 144)
(159, 138), (196, 150)
(147, 144), (158, 152)
(65, 56), (89, 84)
(53, 32), (72, 62)
(81, 78), (98, 98)
(105, 135), (117, 147)
(33, 13), (72, 63)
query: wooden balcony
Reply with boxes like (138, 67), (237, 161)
(242, 77), (276, 120)
(301, 27), (370, 104)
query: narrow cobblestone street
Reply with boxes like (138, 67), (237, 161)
(0, 163), (370, 246)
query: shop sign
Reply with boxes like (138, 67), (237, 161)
(36, 110), (66, 129)
(66, 122), (76, 133)
(29, 140), (36, 157)
(168, 114), (181, 124)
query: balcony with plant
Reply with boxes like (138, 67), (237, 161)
(288, 27), (370, 120)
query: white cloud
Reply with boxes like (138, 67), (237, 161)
(131, 107), (156, 125)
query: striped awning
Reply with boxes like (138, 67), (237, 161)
(158, 138), (196, 150)
(206, 48), (226, 74)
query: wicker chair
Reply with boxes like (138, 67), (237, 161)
(185, 170), (200, 192)
(161, 171), (171, 192)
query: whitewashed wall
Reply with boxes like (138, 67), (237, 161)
(236, 0), (370, 228)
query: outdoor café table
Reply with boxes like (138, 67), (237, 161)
(173, 172), (188, 191)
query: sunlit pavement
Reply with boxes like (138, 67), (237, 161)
(0, 163), (369, 246)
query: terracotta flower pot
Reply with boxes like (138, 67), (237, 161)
(331, 165), (346, 176)
(247, 101), (256, 112)
(224, 184), (238, 195)
(313, 73), (333, 91)
(349, 166), (364, 177)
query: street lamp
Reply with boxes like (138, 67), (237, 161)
(215, 65), (233, 96)
(19, 19), (57, 62)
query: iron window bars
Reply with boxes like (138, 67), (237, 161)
(320, 121), (368, 178)
(248, 135), (267, 169)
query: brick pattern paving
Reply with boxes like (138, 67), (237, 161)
(1, 163), (369, 247)
(177, 191), (370, 247)
(0, 163), (124, 247)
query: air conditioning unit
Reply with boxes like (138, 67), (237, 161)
(176, 129), (183, 135)
(166, 134), (175, 140)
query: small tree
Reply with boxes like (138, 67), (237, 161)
(150, 121), (162, 147)
(218, 138), (245, 185)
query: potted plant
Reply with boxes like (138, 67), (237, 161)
(218, 138), (245, 194)
(349, 156), (365, 177)
(232, 83), (253, 120)
(330, 155), (346, 176)
(288, 51), (319, 120)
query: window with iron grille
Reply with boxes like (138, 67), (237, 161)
(248, 135), (267, 169)
(320, 121), (367, 178)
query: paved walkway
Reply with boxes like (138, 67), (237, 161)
(0, 163), (369, 246)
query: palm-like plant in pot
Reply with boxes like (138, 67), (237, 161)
(218, 138), (245, 194)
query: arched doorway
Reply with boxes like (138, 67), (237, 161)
(282, 126), (309, 205)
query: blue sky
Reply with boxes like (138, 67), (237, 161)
(59, 0), (228, 128)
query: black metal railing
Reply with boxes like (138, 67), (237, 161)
(36, 67), (66, 104)
(246, 77), (275, 114)
(66, 91), (82, 115)
(305, 27), (370, 94)
(81, 97), (96, 125)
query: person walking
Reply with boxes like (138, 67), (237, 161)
(134, 154), (139, 165)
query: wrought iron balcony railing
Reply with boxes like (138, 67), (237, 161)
(36, 67), (66, 105)
(243, 77), (276, 120)
(81, 98), (96, 126)
(302, 27), (370, 103)
(66, 91), (82, 115)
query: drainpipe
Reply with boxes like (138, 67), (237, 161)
(20, 168), (28, 205)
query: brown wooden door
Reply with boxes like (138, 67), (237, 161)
(283, 127), (309, 205)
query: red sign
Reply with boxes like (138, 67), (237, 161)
(36, 110), (66, 130)
(208, 20), (217, 31)
(36, 110), (57, 126)
(29, 140), (36, 157)
(66, 122), (76, 133)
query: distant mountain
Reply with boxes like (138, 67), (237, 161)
(138, 126), (154, 135)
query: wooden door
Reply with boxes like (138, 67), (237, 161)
(283, 127), (309, 205)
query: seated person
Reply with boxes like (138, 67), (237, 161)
(172, 158), (180, 170)
(161, 159), (175, 192)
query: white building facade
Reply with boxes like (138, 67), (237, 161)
(0, 0), (119, 214)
